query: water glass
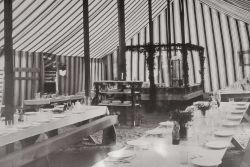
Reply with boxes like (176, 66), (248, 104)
(179, 149), (189, 165)
(229, 98), (234, 103)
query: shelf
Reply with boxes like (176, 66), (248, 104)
(99, 91), (140, 95)
(98, 103), (140, 107)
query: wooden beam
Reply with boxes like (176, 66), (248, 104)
(117, 0), (126, 80)
(0, 115), (118, 167)
(4, 0), (14, 123)
(83, 0), (90, 97)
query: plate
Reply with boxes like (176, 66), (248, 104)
(112, 100), (121, 104)
(191, 157), (221, 166)
(101, 100), (110, 104)
(123, 101), (131, 104)
(214, 130), (233, 137)
(5, 127), (18, 133)
(52, 114), (66, 118)
(159, 121), (174, 127)
(24, 112), (37, 115)
(37, 119), (50, 123)
(16, 124), (31, 129)
(222, 121), (239, 127)
(31, 122), (41, 126)
(231, 110), (244, 114)
(127, 139), (150, 147)
(72, 110), (84, 114)
(235, 107), (246, 110)
(40, 108), (53, 112)
(146, 129), (166, 135)
(108, 150), (135, 159)
(227, 115), (242, 121)
(205, 141), (229, 149)
(235, 103), (246, 106)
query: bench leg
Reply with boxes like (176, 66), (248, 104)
(6, 143), (14, 154)
(20, 135), (40, 148)
(47, 129), (59, 138)
(102, 125), (116, 145)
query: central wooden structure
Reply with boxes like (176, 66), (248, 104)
(126, 43), (205, 101)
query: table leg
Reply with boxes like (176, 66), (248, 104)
(102, 125), (116, 145)
(47, 129), (58, 138)
(6, 143), (14, 154)
(20, 135), (40, 148)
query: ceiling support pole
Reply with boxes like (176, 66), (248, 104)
(179, 0), (189, 88)
(117, 0), (126, 80)
(82, 0), (91, 99)
(4, 0), (15, 124)
(147, 0), (156, 112)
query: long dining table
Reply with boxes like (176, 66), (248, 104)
(0, 106), (108, 147)
(0, 105), (118, 167)
(93, 102), (250, 167)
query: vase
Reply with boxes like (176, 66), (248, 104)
(179, 123), (188, 139)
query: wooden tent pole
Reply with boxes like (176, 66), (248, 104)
(179, 0), (189, 88)
(83, 0), (90, 98)
(4, 0), (15, 124)
(147, 0), (156, 112)
(117, 0), (126, 80)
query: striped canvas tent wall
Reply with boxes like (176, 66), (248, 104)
(0, 49), (103, 107)
(102, 0), (250, 92)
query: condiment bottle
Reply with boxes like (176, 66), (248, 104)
(172, 121), (180, 145)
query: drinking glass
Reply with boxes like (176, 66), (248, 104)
(229, 98), (234, 103)
(179, 149), (189, 165)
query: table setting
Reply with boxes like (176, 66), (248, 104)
(93, 101), (249, 167)
(0, 102), (109, 148)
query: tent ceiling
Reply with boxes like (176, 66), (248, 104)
(1, 0), (249, 58)
(0, 0), (169, 58)
(200, 0), (250, 24)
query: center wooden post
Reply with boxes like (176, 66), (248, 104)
(117, 0), (126, 80)
(83, 0), (91, 99)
